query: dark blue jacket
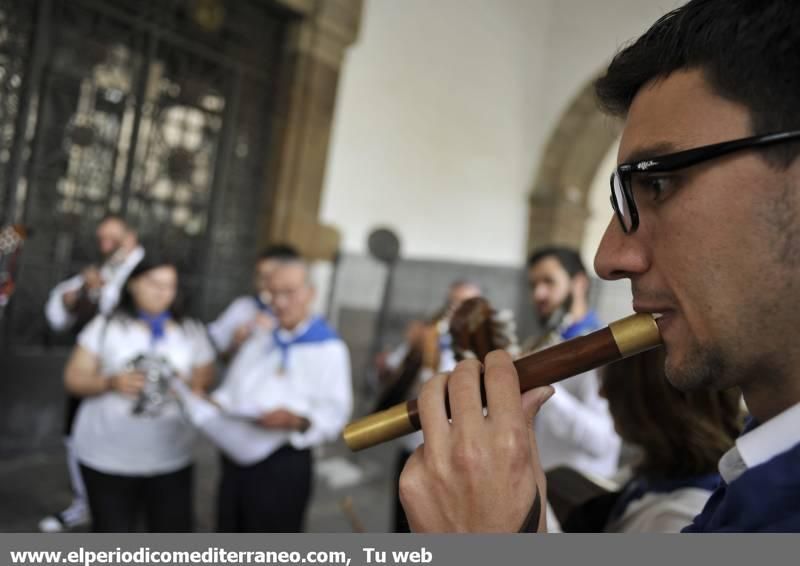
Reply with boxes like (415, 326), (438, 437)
(683, 439), (800, 532)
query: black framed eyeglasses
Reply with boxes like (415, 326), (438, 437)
(610, 130), (800, 233)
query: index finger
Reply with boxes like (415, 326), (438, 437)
(483, 350), (524, 425)
(417, 372), (451, 455)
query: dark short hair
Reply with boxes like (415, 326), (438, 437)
(115, 255), (185, 322)
(98, 213), (129, 229)
(527, 246), (586, 278)
(602, 348), (743, 479)
(258, 243), (300, 262)
(595, 0), (800, 167)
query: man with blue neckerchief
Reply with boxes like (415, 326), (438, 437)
(525, 246), (620, 482)
(210, 258), (352, 532)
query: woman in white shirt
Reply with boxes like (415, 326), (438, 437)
(64, 256), (215, 532)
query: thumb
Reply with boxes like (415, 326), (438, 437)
(521, 385), (554, 425)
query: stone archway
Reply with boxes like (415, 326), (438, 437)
(259, 0), (363, 261)
(527, 75), (622, 253)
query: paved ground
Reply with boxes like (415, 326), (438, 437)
(0, 433), (402, 533)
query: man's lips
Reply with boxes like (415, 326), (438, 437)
(654, 312), (674, 336)
(632, 305), (676, 335)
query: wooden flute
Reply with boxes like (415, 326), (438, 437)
(343, 312), (662, 451)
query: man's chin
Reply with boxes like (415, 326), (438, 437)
(663, 365), (706, 392)
(277, 316), (300, 330)
(663, 345), (725, 392)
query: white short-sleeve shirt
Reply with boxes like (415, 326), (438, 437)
(210, 318), (353, 465)
(72, 314), (215, 476)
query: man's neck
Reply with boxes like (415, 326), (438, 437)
(568, 300), (589, 324)
(280, 314), (312, 334)
(106, 243), (138, 266)
(741, 376), (800, 424)
(120, 242), (139, 259)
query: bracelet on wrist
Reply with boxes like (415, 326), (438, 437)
(518, 491), (542, 533)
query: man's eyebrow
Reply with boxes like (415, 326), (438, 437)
(619, 142), (680, 165)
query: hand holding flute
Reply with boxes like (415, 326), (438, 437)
(400, 351), (554, 532)
(343, 313), (662, 451)
(392, 313), (661, 533)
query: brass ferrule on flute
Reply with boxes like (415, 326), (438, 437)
(343, 312), (662, 452)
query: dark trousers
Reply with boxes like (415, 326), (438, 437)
(217, 445), (312, 533)
(64, 395), (82, 435)
(393, 449), (413, 533)
(80, 464), (194, 532)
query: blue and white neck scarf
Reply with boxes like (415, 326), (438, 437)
(271, 316), (339, 373)
(137, 311), (171, 347)
(253, 294), (272, 314)
(561, 310), (602, 340)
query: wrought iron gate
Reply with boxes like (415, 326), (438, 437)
(0, 0), (286, 350)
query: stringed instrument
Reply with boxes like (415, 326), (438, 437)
(372, 297), (518, 422)
(372, 318), (445, 413)
(0, 224), (30, 308)
(449, 296), (520, 363)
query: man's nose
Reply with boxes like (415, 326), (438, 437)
(594, 218), (649, 281)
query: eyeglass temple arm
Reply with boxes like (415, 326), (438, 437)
(625, 130), (800, 173)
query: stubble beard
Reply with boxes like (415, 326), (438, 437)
(663, 336), (729, 392)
